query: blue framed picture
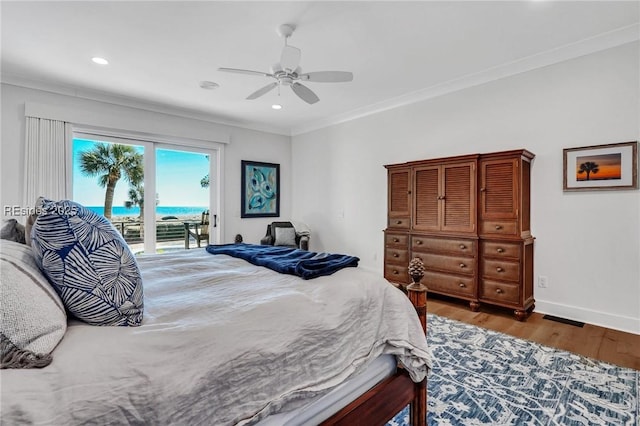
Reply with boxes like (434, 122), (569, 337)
(241, 160), (280, 218)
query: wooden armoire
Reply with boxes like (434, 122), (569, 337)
(384, 149), (535, 320)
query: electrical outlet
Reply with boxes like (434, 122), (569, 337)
(538, 275), (548, 288)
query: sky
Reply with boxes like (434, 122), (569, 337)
(574, 153), (622, 181)
(72, 139), (210, 207)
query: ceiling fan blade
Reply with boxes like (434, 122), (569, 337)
(280, 45), (301, 71)
(300, 71), (354, 83)
(218, 67), (273, 78)
(246, 82), (278, 100)
(291, 82), (319, 104)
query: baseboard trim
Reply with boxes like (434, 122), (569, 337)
(542, 315), (584, 328)
(535, 300), (640, 335)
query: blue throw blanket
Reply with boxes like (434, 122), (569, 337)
(205, 244), (359, 280)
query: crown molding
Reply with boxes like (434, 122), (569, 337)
(0, 74), (291, 137)
(291, 23), (640, 137)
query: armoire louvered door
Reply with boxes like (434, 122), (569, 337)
(480, 159), (518, 221)
(441, 162), (476, 233)
(413, 166), (440, 232)
(387, 168), (411, 230)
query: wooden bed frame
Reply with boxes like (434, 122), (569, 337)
(321, 282), (428, 426)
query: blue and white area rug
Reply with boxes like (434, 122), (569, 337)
(388, 314), (638, 425)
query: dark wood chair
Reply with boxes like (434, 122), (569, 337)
(184, 210), (210, 249)
(260, 221), (309, 250)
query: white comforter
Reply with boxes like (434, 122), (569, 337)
(1, 249), (430, 425)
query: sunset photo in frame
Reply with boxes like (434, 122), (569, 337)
(563, 141), (638, 191)
(241, 160), (280, 218)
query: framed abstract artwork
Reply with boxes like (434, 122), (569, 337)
(241, 160), (280, 218)
(563, 141), (638, 191)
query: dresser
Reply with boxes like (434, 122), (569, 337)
(384, 149), (535, 320)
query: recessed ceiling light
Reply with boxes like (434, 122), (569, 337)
(92, 57), (109, 65)
(199, 81), (219, 90)
(272, 104), (282, 110)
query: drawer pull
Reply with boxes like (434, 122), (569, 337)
(393, 253), (399, 258)
(459, 263), (466, 268)
(393, 270), (399, 275)
(416, 240), (422, 245)
(496, 267), (504, 273)
(497, 248), (504, 253)
(495, 225), (503, 230)
(396, 220), (402, 225)
(480, 187), (486, 192)
(496, 288), (504, 294)
(393, 238), (399, 243)
(458, 282), (466, 288)
(459, 244), (466, 250)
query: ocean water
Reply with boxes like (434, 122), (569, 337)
(86, 206), (207, 218)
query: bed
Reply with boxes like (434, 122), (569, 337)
(1, 242), (430, 425)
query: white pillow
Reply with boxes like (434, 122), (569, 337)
(274, 226), (297, 247)
(0, 240), (67, 368)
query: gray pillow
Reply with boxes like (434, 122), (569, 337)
(0, 240), (67, 368)
(1, 219), (26, 244)
(24, 196), (46, 247)
(274, 226), (297, 247)
(24, 213), (37, 247)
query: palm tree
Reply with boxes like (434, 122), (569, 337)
(80, 143), (143, 219)
(201, 154), (211, 188)
(124, 185), (159, 220)
(124, 185), (145, 220)
(577, 161), (599, 181)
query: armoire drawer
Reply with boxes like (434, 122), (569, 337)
(480, 279), (520, 304)
(412, 236), (476, 255)
(414, 253), (475, 275)
(480, 220), (517, 236)
(385, 232), (409, 247)
(424, 271), (475, 297)
(385, 247), (409, 265)
(482, 258), (520, 282)
(384, 263), (409, 283)
(480, 241), (520, 259)
(388, 217), (410, 229)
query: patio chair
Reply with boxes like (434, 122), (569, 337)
(184, 210), (210, 249)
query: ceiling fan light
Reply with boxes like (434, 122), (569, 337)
(91, 57), (109, 65)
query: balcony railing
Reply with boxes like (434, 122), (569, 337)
(112, 219), (187, 244)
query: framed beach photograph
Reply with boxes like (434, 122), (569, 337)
(241, 160), (280, 218)
(563, 141), (638, 191)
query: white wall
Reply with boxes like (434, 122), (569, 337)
(292, 43), (640, 334)
(0, 84), (292, 245)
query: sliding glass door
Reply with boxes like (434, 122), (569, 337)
(156, 147), (211, 252)
(72, 133), (219, 254)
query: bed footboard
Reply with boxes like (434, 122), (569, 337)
(321, 371), (425, 426)
(321, 282), (428, 426)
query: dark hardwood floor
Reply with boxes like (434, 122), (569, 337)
(426, 294), (640, 371)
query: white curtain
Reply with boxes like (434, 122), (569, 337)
(23, 117), (72, 206)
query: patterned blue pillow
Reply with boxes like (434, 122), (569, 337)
(30, 199), (143, 326)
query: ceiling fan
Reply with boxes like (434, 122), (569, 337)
(218, 24), (353, 105)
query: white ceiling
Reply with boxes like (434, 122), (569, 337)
(2, 1), (639, 136)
